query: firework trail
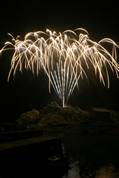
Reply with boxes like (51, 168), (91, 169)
(0, 28), (119, 107)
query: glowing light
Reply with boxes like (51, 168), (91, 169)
(0, 28), (119, 107)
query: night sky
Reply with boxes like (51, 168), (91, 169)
(0, 0), (119, 122)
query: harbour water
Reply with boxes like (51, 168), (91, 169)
(61, 128), (119, 178)
(0, 127), (119, 178)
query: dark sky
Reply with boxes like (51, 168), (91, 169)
(0, 1), (119, 37)
(0, 0), (119, 121)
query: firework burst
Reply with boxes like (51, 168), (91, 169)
(0, 28), (119, 107)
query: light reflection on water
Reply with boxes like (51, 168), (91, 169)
(96, 164), (119, 178)
(63, 161), (80, 178)
(63, 162), (119, 178)
(61, 129), (119, 178)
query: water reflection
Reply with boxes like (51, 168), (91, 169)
(63, 162), (80, 178)
(62, 129), (119, 178)
(63, 162), (119, 178)
(96, 164), (119, 178)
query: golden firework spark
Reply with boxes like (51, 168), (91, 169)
(0, 28), (119, 107)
